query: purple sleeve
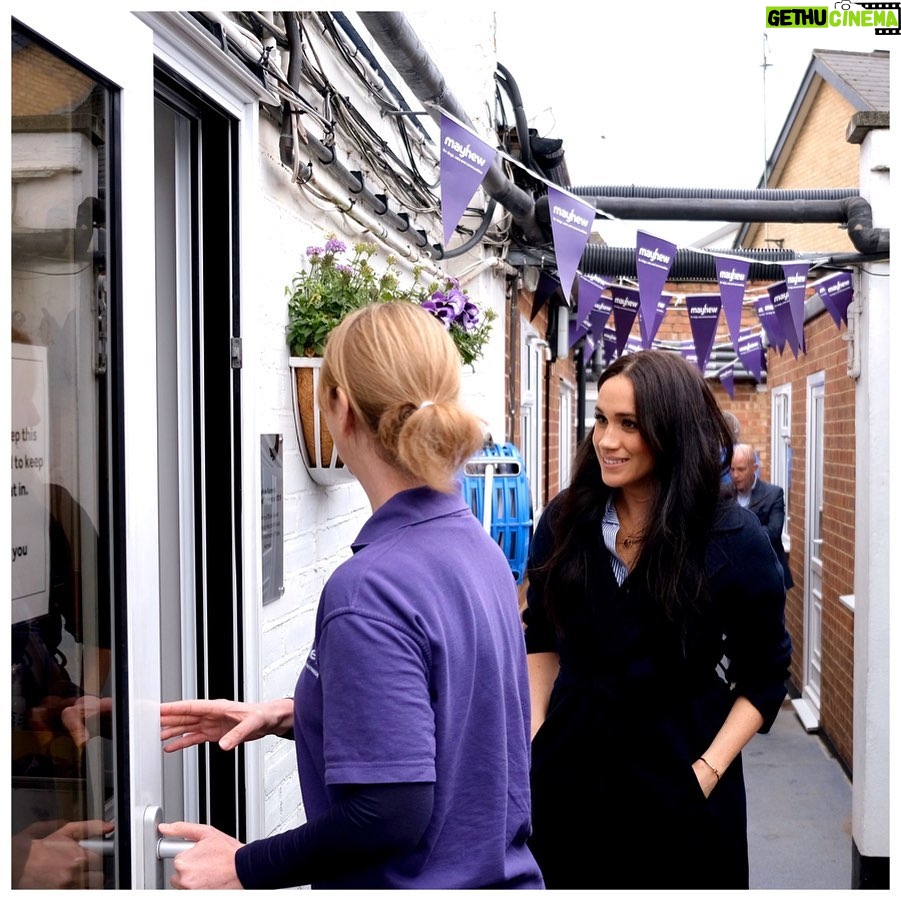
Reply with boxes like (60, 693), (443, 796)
(234, 782), (434, 888)
(317, 610), (437, 784)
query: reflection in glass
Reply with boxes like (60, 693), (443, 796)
(11, 25), (116, 889)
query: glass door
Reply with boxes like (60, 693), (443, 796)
(10, 12), (167, 888)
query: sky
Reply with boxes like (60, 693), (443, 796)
(490, 1), (895, 245)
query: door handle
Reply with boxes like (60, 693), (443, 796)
(157, 837), (196, 858)
(79, 837), (115, 855)
(143, 805), (195, 888)
(79, 837), (195, 857)
(79, 808), (195, 887)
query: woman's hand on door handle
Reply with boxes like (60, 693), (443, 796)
(160, 697), (295, 752)
(157, 821), (243, 890)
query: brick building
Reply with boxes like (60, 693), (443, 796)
(738, 49), (889, 775)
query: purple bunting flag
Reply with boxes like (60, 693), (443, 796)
(635, 231), (677, 342)
(782, 262), (810, 354)
(589, 293), (614, 341)
(568, 316), (586, 350)
(530, 270), (562, 322)
(679, 341), (699, 368)
(582, 330), (597, 358)
(714, 255), (752, 354)
(653, 294), (672, 343)
(737, 333), (765, 382)
(755, 293), (786, 353)
(439, 113), (497, 248)
(813, 270), (854, 329)
(719, 364), (736, 399)
(638, 294), (672, 348)
(547, 184), (595, 303)
(686, 294), (722, 374)
(602, 325), (618, 369)
(610, 285), (641, 354)
(575, 275), (607, 333)
(768, 281), (800, 359)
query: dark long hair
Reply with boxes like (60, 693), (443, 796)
(530, 350), (735, 630)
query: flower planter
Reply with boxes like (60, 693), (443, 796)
(289, 356), (356, 486)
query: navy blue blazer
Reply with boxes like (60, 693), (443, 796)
(746, 478), (794, 589)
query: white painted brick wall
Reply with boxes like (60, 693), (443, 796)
(242, 11), (508, 841)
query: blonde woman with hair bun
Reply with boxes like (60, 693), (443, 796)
(159, 301), (544, 890)
(317, 300), (485, 494)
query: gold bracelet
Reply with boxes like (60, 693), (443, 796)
(699, 756), (720, 780)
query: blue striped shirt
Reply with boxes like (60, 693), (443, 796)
(602, 498), (629, 586)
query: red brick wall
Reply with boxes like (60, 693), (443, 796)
(767, 306), (856, 769)
(511, 290), (577, 508)
(745, 83), (859, 253)
(648, 279), (774, 471)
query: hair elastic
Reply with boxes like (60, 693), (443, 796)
(418, 400), (435, 409)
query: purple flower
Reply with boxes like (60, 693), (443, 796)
(420, 298), (455, 327)
(335, 264), (354, 275)
(306, 245), (324, 258)
(325, 237), (347, 254)
(460, 301), (481, 331)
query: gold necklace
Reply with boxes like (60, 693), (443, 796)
(615, 500), (646, 550)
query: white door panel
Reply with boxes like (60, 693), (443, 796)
(11, 7), (167, 887)
(801, 375), (826, 725)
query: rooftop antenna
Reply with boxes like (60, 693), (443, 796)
(761, 32), (773, 246)
(762, 32), (772, 190)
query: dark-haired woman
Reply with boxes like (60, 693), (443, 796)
(524, 349), (791, 889)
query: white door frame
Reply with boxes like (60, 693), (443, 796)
(520, 320), (546, 519)
(12, 6), (164, 885)
(136, 10), (273, 847)
(795, 371), (825, 732)
(12, 7), (270, 884)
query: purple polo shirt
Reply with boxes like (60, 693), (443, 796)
(294, 486), (543, 889)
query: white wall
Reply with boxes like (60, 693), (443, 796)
(243, 11), (510, 838)
(851, 124), (890, 864)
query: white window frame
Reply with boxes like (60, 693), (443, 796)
(520, 320), (546, 519)
(771, 383), (792, 553)
(558, 379), (575, 491)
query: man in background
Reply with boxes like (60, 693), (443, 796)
(730, 444), (794, 590)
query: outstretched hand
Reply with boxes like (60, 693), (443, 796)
(160, 698), (292, 753)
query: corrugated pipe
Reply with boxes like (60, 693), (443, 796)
(575, 245), (885, 281)
(579, 245), (798, 281)
(560, 187), (889, 257)
(357, 11), (545, 245)
(495, 63), (535, 171)
(573, 185), (860, 201)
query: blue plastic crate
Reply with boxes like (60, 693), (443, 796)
(461, 443), (532, 583)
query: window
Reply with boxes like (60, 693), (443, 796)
(559, 380), (574, 491)
(520, 321), (545, 518)
(771, 383), (792, 550)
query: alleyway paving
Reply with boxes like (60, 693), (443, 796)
(745, 698), (854, 889)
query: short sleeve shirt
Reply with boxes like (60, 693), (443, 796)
(294, 486), (543, 889)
